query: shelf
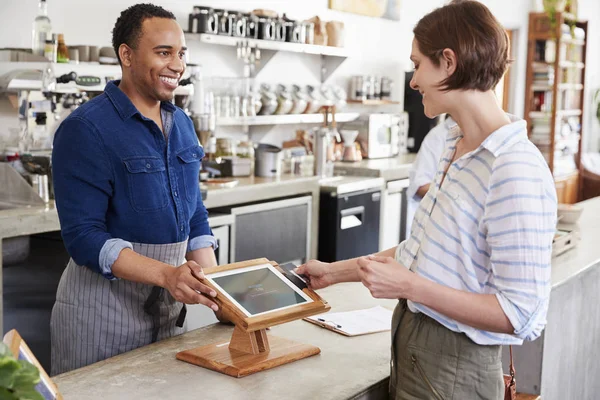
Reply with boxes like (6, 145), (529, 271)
(558, 83), (584, 90)
(561, 37), (585, 46)
(559, 61), (585, 69)
(185, 33), (350, 81)
(216, 112), (360, 127)
(533, 83), (584, 91)
(529, 110), (582, 119)
(347, 99), (399, 105)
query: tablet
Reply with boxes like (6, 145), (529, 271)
(207, 263), (313, 317)
(201, 258), (330, 332)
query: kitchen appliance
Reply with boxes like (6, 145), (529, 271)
(318, 177), (383, 262)
(185, 213), (232, 330)
(313, 106), (339, 177)
(254, 143), (282, 177)
(404, 70), (439, 152)
(339, 130), (360, 162)
(215, 9), (232, 36)
(245, 13), (259, 38)
(380, 179), (410, 251)
(257, 17), (275, 40)
(342, 113), (408, 159)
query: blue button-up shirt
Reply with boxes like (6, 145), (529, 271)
(52, 80), (216, 279)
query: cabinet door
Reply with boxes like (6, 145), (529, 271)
(555, 179), (566, 204)
(564, 174), (579, 204)
(555, 173), (579, 204)
(231, 196), (311, 264)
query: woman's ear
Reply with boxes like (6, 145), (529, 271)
(441, 48), (457, 77)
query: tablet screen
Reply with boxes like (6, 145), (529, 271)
(208, 263), (313, 317)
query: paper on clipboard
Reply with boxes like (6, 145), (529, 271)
(304, 306), (393, 336)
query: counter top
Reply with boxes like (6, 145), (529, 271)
(202, 174), (320, 209)
(0, 174), (321, 238)
(551, 197), (600, 287)
(53, 283), (397, 400)
(334, 153), (417, 182)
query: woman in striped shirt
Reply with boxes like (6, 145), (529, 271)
(298, 1), (557, 398)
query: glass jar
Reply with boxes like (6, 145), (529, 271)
(215, 138), (235, 158)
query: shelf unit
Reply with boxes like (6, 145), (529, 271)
(346, 99), (399, 105)
(185, 33), (350, 82)
(524, 12), (588, 204)
(216, 112), (359, 127)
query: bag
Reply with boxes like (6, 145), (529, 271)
(504, 346), (516, 400)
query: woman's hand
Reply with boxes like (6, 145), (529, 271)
(357, 255), (414, 299)
(295, 260), (333, 290)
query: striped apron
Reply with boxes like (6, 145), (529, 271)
(50, 241), (188, 376)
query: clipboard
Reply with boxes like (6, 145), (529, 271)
(303, 306), (393, 337)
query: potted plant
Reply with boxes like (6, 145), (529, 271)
(0, 342), (44, 400)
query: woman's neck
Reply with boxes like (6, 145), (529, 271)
(449, 90), (511, 151)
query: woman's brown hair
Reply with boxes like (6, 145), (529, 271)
(413, 0), (510, 91)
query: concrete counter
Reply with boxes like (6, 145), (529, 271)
(53, 283), (397, 400)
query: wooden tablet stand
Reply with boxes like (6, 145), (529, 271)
(176, 258), (329, 378)
(176, 325), (320, 378)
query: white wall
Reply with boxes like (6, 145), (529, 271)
(0, 0), (598, 150)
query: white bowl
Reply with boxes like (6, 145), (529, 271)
(557, 204), (583, 224)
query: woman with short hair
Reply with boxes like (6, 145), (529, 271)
(298, 1), (557, 398)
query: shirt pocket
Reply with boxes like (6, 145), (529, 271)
(123, 156), (169, 213)
(176, 145), (203, 203)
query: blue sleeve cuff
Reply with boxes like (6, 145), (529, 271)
(99, 238), (133, 280)
(187, 235), (218, 253)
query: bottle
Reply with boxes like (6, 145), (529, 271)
(44, 37), (57, 63)
(32, 0), (52, 57)
(56, 33), (69, 63)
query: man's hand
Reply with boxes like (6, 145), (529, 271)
(295, 260), (332, 290)
(357, 255), (414, 299)
(164, 260), (219, 310)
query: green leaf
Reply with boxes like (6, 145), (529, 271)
(0, 343), (12, 358)
(0, 387), (19, 400)
(11, 388), (45, 400)
(12, 361), (41, 390)
(0, 357), (20, 389)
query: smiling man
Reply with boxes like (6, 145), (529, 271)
(50, 4), (218, 374)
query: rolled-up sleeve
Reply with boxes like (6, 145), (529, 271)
(187, 180), (217, 253)
(484, 161), (557, 341)
(52, 117), (121, 279)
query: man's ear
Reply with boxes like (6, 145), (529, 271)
(119, 44), (133, 67)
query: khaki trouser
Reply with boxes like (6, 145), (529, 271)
(390, 299), (504, 400)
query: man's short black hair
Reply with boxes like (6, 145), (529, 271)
(111, 3), (176, 65)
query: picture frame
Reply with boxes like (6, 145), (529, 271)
(3, 329), (63, 400)
(176, 258), (330, 377)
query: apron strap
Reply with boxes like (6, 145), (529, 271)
(144, 286), (187, 343)
(176, 304), (187, 328)
(143, 286), (163, 343)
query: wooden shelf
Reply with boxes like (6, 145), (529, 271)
(524, 12), (587, 202)
(346, 99), (399, 105)
(529, 110), (582, 119)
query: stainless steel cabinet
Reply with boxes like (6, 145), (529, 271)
(380, 179), (410, 251)
(229, 196), (312, 265)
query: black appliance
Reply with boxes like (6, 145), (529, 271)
(318, 178), (382, 262)
(404, 70), (439, 153)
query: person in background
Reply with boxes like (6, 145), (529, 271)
(50, 4), (219, 375)
(298, 1), (557, 398)
(406, 115), (456, 234)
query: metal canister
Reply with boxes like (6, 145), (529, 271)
(350, 76), (365, 100)
(381, 77), (393, 100)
